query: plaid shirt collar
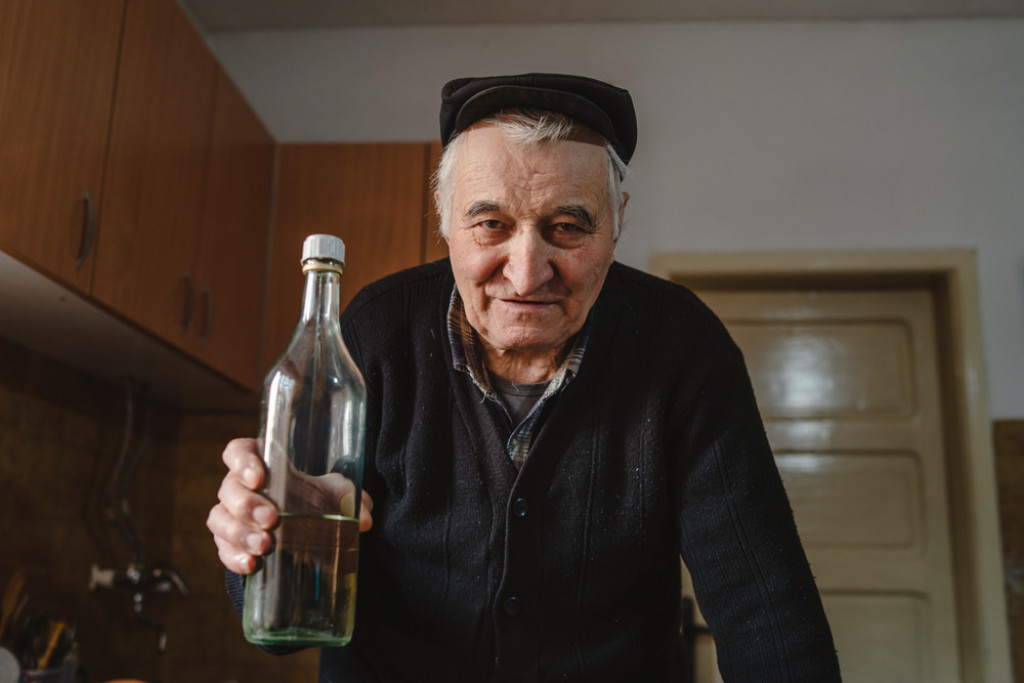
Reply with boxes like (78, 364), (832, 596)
(447, 286), (590, 469)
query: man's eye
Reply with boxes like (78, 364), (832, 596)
(553, 222), (583, 233)
(551, 222), (595, 239)
(477, 219), (506, 230)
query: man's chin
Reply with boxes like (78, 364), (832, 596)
(490, 328), (570, 355)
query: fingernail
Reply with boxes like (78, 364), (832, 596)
(244, 466), (260, 487)
(247, 532), (265, 554)
(253, 505), (274, 526)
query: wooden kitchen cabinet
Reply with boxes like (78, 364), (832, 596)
(90, 0), (219, 347)
(0, 0), (273, 403)
(264, 143), (444, 371)
(190, 69), (275, 390)
(0, 0), (125, 291)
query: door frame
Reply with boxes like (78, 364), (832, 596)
(649, 249), (1012, 683)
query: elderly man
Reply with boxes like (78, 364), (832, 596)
(208, 73), (841, 682)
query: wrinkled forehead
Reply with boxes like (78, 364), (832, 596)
(455, 123), (610, 185)
(453, 127), (611, 209)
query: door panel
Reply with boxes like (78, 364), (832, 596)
(91, 0), (218, 343)
(730, 320), (915, 417)
(0, 0), (125, 289)
(685, 288), (959, 683)
(776, 452), (922, 549)
(192, 69), (275, 390)
(823, 594), (930, 683)
(266, 143), (433, 372)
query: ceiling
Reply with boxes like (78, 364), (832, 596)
(181, 0), (1024, 33)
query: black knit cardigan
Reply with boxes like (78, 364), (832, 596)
(229, 259), (841, 682)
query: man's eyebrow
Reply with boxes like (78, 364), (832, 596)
(465, 201), (501, 218)
(556, 205), (596, 229)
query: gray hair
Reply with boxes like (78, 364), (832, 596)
(432, 109), (630, 239)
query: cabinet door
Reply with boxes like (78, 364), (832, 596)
(91, 0), (217, 344)
(265, 143), (435, 371)
(0, 0), (125, 290)
(192, 69), (275, 390)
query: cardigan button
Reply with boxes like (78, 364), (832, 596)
(502, 596), (521, 617)
(511, 497), (529, 518)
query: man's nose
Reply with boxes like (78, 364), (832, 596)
(503, 230), (554, 295)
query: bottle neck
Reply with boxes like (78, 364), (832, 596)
(300, 261), (342, 323)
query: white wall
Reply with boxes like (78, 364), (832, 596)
(208, 20), (1024, 418)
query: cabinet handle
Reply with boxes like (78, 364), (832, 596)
(180, 271), (195, 334)
(75, 189), (97, 270)
(198, 286), (213, 347)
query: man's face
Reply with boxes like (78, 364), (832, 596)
(443, 123), (622, 363)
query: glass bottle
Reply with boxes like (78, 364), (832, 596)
(243, 234), (367, 646)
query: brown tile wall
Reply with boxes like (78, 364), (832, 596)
(995, 419), (1024, 683)
(0, 338), (316, 682)
(0, 336), (179, 681)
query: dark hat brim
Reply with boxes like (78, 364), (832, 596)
(440, 73), (637, 163)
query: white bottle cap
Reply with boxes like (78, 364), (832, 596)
(302, 234), (345, 267)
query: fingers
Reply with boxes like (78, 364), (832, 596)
(359, 490), (374, 533)
(218, 474), (275, 525)
(222, 437), (264, 489)
(304, 473), (375, 532)
(212, 437), (378, 574)
(208, 504), (261, 574)
(208, 438), (276, 575)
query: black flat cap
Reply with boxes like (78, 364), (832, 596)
(440, 73), (637, 164)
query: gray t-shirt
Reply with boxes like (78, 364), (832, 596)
(491, 374), (551, 427)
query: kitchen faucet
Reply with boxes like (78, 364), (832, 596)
(88, 380), (188, 653)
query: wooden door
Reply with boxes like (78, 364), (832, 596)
(685, 287), (960, 682)
(91, 0), (217, 344)
(0, 0), (125, 289)
(191, 69), (275, 390)
(264, 143), (436, 371)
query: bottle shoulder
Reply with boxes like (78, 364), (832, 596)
(264, 330), (366, 391)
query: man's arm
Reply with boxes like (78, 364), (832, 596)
(672, 340), (842, 682)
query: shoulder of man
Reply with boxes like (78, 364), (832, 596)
(338, 258), (453, 371)
(341, 258), (453, 327)
(605, 260), (724, 332)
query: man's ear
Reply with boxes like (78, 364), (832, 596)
(435, 191), (449, 244)
(616, 192), (630, 241)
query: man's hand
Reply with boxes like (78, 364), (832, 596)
(206, 437), (374, 575)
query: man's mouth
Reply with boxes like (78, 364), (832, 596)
(501, 298), (554, 306)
